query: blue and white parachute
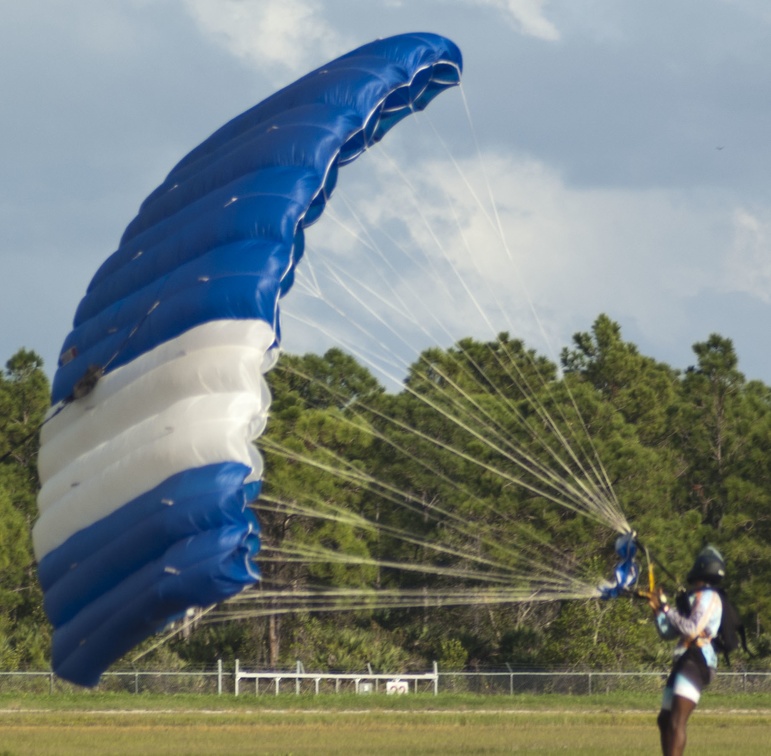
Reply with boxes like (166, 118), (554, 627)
(34, 33), (462, 687)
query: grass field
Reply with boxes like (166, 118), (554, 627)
(1, 693), (770, 755)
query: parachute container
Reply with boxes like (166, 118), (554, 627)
(34, 33), (462, 686)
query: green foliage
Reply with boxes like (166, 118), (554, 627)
(4, 317), (771, 675)
(541, 599), (654, 670)
(0, 350), (50, 669)
(437, 637), (469, 671)
(287, 616), (414, 671)
(204, 321), (771, 670)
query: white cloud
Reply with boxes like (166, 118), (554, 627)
(182, 0), (347, 78)
(282, 138), (735, 381)
(724, 208), (771, 303)
(472, 0), (560, 41)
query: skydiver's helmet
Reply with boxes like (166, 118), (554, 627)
(686, 545), (726, 586)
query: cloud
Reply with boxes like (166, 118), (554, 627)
(473, 0), (560, 41)
(724, 208), (771, 303)
(282, 135), (737, 383)
(181, 0), (347, 78)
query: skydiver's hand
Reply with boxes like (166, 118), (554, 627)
(648, 587), (668, 613)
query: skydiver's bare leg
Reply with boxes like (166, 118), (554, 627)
(659, 695), (697, 756)
(657, 708), (671, 754)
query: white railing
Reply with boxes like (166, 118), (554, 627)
(234, 659), (440, 696)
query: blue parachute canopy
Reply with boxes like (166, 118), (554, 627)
(34, 33), (462, 686)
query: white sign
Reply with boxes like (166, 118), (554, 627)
(386, 680), (409, 695)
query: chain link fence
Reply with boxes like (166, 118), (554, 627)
(0, 662), (228, 696)
(438, 670), (664, 695)
(438, 670), (771, 695)
(2, 665), (771, 696)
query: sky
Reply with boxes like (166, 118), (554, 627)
(3, 0), (771, 390)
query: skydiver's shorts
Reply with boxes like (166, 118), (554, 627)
(661, 647), (714, 710)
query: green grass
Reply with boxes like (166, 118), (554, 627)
(2, 689), (770, 710)
(0, 693), (769, 754)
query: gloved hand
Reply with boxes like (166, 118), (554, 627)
(648, 587), (669, 613)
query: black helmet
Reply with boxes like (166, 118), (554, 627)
(687, 545), (726, 585)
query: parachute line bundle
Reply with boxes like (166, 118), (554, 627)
(34, 33), (462, 686)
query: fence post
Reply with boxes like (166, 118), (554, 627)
(234, 659), (240, 696)
(588, 672), (592, 696)
(433, 661), (439, 696)
(217, 659), (223, 695)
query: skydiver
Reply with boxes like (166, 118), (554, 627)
(647, 545), (725, 756)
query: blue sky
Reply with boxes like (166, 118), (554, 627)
(3, 0), (771, 388)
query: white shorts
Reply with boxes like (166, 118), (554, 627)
(661, 673), (702, 710)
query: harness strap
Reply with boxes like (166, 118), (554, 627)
(683, 590), (721, 648)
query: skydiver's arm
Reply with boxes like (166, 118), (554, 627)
(660, 591), (721, 641)
(655, 610), (679, 640)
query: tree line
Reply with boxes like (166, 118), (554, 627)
(1, 315), (769, 674)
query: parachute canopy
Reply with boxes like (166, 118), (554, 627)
(34, 33), (462, 686)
